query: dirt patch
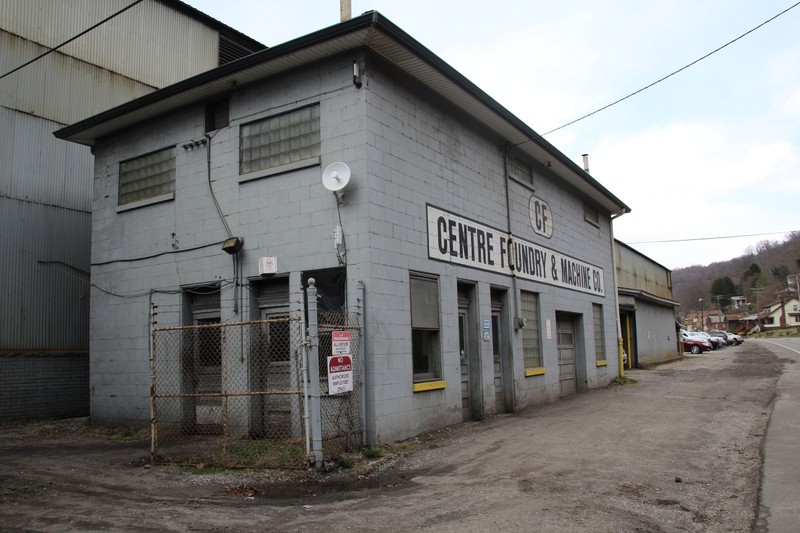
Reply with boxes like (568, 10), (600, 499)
(0, 344), (783, 532)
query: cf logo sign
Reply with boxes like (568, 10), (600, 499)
(528, 195), (553, 238)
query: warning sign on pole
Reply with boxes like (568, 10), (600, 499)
(332, 330), (351, 356)
(327, 354), (353, 395)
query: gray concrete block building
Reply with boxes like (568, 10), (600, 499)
(57, 12), (630, 444)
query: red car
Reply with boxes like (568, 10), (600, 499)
(681, 332), (713, 354)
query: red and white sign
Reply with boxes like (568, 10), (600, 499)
(331, 330), (351, 356)
(327, 354), (353, 395)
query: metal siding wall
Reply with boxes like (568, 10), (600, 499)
(0, 108), (93, 210)
(0, 0), (219, 90)
(0, 197), (90, 351)
(616, 244), (673, 301)
(635, 300), (679, 366)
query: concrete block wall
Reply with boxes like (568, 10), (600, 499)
(88, 55), (370, 426)
(86, 50), (621, 441)
(362, 56), (619, 441)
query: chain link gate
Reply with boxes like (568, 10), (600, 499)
(150, 284), (363, 469)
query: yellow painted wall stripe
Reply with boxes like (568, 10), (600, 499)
(412, 380), (447, 392)
(525, 367), (546, 376)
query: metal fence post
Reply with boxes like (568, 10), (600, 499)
(306, 278), (324, 468)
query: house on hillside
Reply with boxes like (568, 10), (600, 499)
(0, 0), (264, 420)
(56, 11), (630, 445)
(760, 299), (800, 330)
(614, 241), (680, 368)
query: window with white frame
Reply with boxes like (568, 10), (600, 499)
(410, 273), (441, 381)
(521, 291), (542, 368)
(239, 105), (320, 175)
(593, 303), (606, 362)
(118, 147), (176, 206)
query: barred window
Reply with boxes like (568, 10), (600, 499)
(240, 105), (320, 175)
(118, 147), (176, 205)
(593, 304), (606, 361)
(521, 291), (542, 368)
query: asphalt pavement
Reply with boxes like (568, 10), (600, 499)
(754, 337), (800, 533)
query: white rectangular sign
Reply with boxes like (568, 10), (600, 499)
(327, 355), (353, 395)
(427, 205), (605, 296)
(331, 330), (351, 356)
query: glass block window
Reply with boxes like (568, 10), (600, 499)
(118, 147), (176, 206)
(521, 291), (542, 368)
(593, 304), (606, 361)
(240, 105), (320, 175)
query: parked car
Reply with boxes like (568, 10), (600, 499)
(681, 331), (714, 354)
(724, 332), (743, 345)
(692, 331), (722, 349)
(682, 336), (713, 354)
(708, 331), (729, 346)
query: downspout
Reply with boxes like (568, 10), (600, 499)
(503, 143), (520, 403)
(609, 212), (625, 378)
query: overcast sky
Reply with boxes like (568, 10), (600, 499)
(184, 0), (800, 271)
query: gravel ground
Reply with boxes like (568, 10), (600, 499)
(0, 341), (782, 532)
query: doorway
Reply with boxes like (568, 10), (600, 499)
(491, 289), (510, 414)
(556, 313), (577, 397)
(458, 282), (481, 422)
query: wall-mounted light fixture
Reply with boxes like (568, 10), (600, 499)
(353, 61), (362, 89)
(222, 236), (244, 254)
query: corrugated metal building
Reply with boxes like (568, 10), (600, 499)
(0, 0), (263, 420)
(57, 12), (633, 445)
(615, 240), (681, 368)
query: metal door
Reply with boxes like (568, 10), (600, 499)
(492, 311), (506, 413)
(557, 315), (577, 397)
(458, 311), (471, 421)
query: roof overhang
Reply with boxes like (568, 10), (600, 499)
(55, 11), (629, 216)
(618, 288), (679, 309)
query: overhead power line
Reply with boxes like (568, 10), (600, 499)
(0, 0), (145, 81)
(628, 230), (798, 245)
(542, 1), (800, 135)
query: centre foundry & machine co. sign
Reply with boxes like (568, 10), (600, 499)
(427, 204), (605, 296)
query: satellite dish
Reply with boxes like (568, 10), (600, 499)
(322, 162), (351, 192)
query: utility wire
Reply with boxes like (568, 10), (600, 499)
(628, 230), (798, 245)
(0, 0), (145, 81)
(542, 1), (800, 135)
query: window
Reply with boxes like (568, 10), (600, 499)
(584, 202), (600, 226)
(508, 154), (533, 184)
(118, 147), (176, 205)
(205, 98), (229, 132)
(521, 291), (542, 368)
(593, 304), (606, 362)
(410, 274), (440, 380)
(240, 105), (320, 175)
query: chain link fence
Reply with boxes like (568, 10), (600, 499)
(151, 317), (308, 468)
(317, 311), (363, 457)
(150, 306), (363, 468)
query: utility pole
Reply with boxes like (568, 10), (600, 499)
(699, 298), (704, 332)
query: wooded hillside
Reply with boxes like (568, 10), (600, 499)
(672, 232), (800, 316)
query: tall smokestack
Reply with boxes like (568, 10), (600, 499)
(581, 153), (590, 173)
(341, 0), (351, 21)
